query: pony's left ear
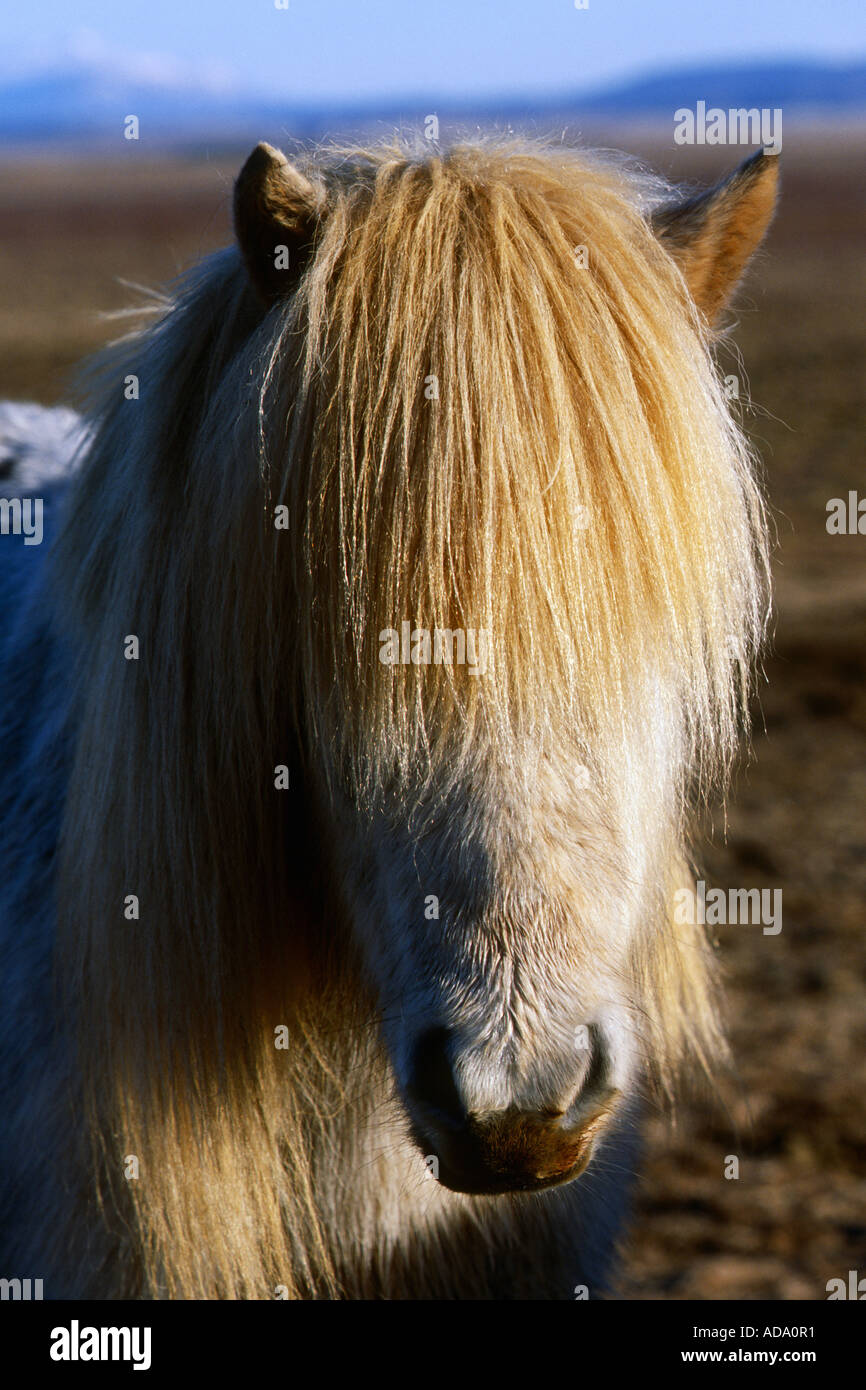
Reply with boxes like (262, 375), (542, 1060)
(651, 148), (780, 323)
(234, 142), (327, 306)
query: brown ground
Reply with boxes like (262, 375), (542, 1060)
(0, 132), (863, 1300)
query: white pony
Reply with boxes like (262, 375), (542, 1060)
(0, 139), (777, 1298)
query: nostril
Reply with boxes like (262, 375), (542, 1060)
(406, 1027), (465, 1127)
(565, 1022), (609, 1111)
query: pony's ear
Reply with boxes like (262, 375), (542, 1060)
(234, 142), (326, 306)
(651, 148), (779, 323)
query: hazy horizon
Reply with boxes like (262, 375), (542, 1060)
(2, 0), (866, 105)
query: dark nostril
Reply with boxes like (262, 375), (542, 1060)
(570, 1022), (609, 1105)
(406, 1027), (465, 1127)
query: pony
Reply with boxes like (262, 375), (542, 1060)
(0, 138), (778, 1299)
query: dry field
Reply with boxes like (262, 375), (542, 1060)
(0, 131), (863, 1300)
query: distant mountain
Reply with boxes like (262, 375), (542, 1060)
(0, 59), (300, 142)
(571, 60), (866, 115)
(0, 56), (864, 147)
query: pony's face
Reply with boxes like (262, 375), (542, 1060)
(322, 727), (671, 1195)
(233, 141), (777, 1195)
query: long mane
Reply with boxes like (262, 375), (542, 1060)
(51, 140), (770, 1297)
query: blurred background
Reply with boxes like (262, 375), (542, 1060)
(1, 0), (864, 1300)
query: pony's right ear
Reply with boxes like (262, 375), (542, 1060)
(234, 143), (326, 306)
(651, 148), (780, 324)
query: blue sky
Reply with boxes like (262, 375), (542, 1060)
(2, 0), (865, 102)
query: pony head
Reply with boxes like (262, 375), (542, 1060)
(56, 139), (777, 1293)
(237, 140), (777, 1192)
